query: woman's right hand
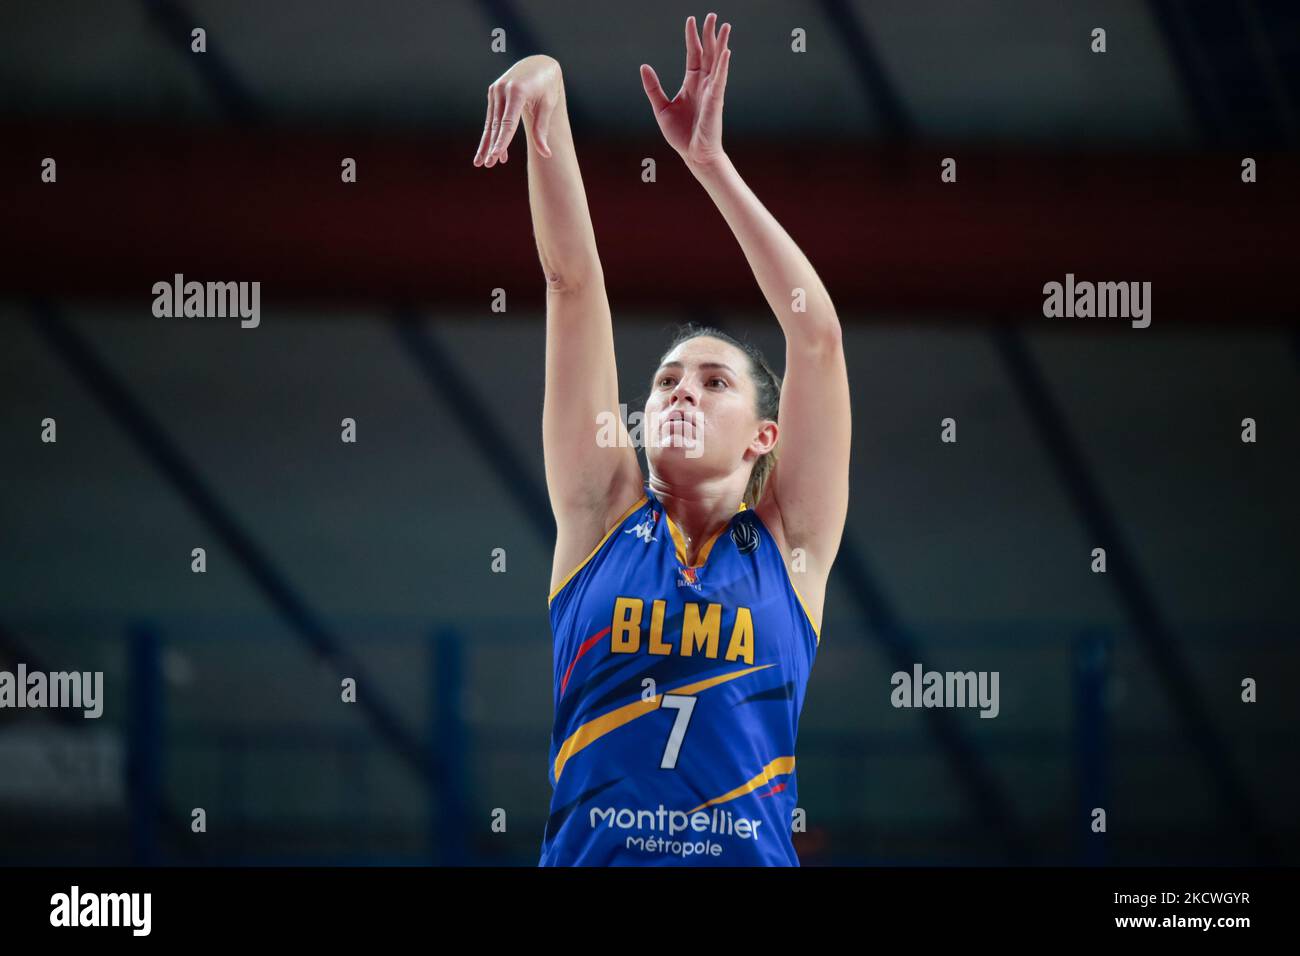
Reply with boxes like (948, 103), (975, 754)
(473, 54), (563, 168)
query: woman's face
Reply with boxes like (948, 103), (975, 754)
(643, 336), (775, 480)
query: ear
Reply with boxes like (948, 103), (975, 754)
(748, 420), (779, 458)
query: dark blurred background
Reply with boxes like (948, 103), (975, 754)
(1, 0), (1297, 866)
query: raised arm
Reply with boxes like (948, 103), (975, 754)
(474, 56), (643, 587)
(641, 15), (850, 576)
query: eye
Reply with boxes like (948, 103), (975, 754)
(708, 377), (728, 388)
(657, 376), (676, 388)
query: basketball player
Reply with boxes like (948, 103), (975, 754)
(473, 13), (850, 865)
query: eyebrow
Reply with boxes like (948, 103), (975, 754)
(655, 361), (738, 375)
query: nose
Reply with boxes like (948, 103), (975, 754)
(669, 380), (698, 406)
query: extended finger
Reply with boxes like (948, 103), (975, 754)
(684, 14), (702, 73)
(702, 12), (718, 72)
(473, 90), (495, 166)
(483, 85), (505, 167)
(641, 64), (671, 114)
(710, 47), (730, 100)
(491, 84), (524, 160)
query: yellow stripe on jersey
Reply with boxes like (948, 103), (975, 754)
(663, 500), (746, 568)
(548, 495), (649, 607)
(553, 662), (775, 782)
(686, 755), (797, 813)
(789, 581), (822, 644)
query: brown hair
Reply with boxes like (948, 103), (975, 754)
(657, 323), (781, 509)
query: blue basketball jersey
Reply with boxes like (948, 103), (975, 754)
(539, 481), (820, 866)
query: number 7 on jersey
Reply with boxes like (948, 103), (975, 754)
(658, 694), (697, 769)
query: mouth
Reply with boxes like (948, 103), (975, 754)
(658, 409), (701, 450)
(660, 410), (697, 432)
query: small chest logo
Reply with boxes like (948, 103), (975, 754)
(626, 511), (658, 543)
(731, 515), (760, 555)
(677, 566), (704, 591)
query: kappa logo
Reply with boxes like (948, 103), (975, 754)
(625, 510), (658, 544)
(731, 515), (760, 555)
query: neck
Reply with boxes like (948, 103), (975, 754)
(647, 474), (745, 558)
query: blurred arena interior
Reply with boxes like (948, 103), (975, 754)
(1, 0), (1298, 865)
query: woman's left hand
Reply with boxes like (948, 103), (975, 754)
(640, 13), (732, 169)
